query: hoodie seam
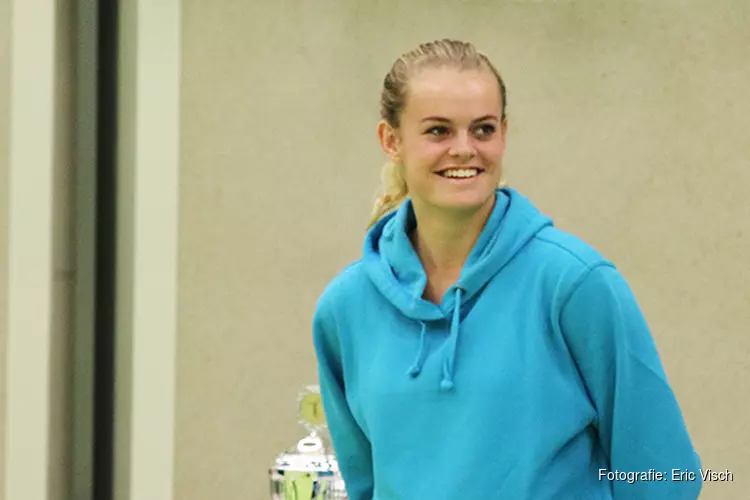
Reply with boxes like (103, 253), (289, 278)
(533, 234), (610, 269)
(554, 262), (616, 430)
(557, 261), (616, 316)
(324, 287), (344, 364)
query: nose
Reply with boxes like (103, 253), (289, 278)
(448, 131), (476, 159)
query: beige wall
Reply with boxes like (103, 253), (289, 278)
(0, 1), (75, 499)
(0, 0), (10, 491)
(177, 1), (750, 499)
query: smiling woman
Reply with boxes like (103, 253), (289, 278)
(383, 67), (506, 212)
(313, 39), (703, 500)
(369, 41), (509, 230)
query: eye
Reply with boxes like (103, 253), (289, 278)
(474, 124), (496, 139)
(425, 126), (449, 137)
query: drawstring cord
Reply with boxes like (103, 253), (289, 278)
(440, 287), (463, 392)
(405, 287), (463, 392)
(407, 321), (428, 377)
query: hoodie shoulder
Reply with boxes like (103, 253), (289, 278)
(531, 225), (612, 270)
(520, 225), (622, 319)
(315, 259), (369, 315)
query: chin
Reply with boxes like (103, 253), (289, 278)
(432, 189), (495, 213)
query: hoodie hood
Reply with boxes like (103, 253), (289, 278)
(362, 187), (553, 390)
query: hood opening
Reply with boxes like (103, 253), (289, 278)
(363, 188), (553, 392)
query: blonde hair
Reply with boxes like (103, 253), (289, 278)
(368, 39), (509, 229)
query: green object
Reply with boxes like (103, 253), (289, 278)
(283, 471), (315, 500)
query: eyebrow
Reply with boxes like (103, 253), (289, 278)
(420, 115), (500, 124)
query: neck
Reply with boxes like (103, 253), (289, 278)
(410, 194), (496, 277)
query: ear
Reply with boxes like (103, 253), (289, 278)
(377, 120), (401, 162)
(500, 118), (509, 141)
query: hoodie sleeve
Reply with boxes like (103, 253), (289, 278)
(312, 295), (374, 500)
(559, 263), (702, 499)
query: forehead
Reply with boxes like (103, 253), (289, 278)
(403, 67), (502, 122)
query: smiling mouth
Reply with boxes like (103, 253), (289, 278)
(436, 167), (485, 179)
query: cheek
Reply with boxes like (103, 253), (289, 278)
(402, 140), (445, 166)
(415, 141), (448, 161)
(480, 140), (506, 161)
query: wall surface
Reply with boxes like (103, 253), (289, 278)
(0, 1), (75, 499)
(175, 1), (750, 499)
(0, 0), (10, 490)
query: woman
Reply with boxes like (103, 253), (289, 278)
(312, 39), (702, 499)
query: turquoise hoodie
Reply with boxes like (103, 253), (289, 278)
(313, 188), (702, 499)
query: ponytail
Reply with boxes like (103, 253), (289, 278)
(367, 160), (408, 229)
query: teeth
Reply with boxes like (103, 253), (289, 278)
(441, 168), (479, 178)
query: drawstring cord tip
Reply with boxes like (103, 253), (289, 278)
(440, 379), (454, 391)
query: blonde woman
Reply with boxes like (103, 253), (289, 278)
(313, 39), (702, 499)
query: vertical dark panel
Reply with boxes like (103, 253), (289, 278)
(72, 0), (97, 497)
(93, 1), (118, 499)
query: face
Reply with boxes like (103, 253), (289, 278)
(378, 66), (508, 215)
